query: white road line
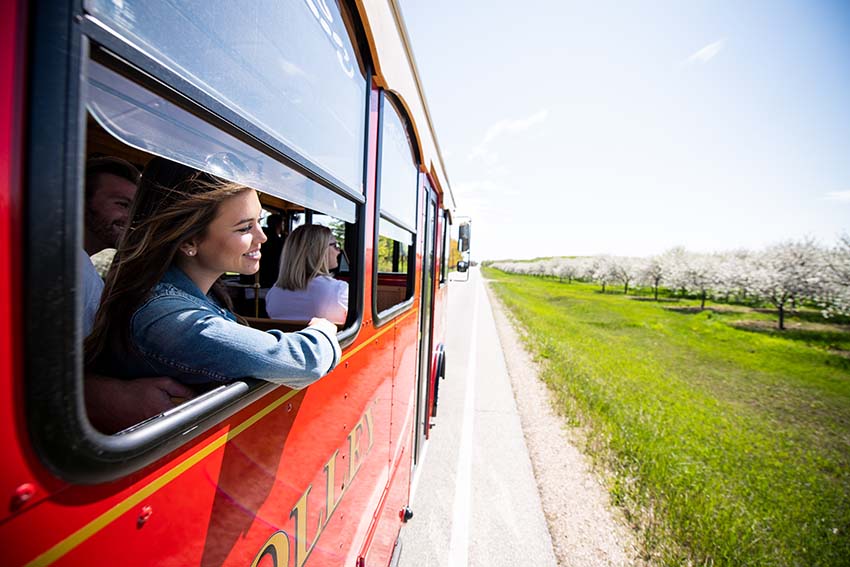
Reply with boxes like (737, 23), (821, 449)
(447, 275), (481, 567)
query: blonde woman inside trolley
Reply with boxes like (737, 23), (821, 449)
(265, 224), (349, 325)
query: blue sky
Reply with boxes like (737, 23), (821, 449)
(397, 0), (850, 261)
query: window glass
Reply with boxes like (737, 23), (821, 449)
(86, 0), (367, 194)
(375, 217), (413, 315)
(378, 96), (418, 231)
(312, 213), (347, 253)
(87, 60), (356, 223)
(377, 234), (410, 274)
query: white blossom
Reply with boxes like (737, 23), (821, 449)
(488, 237), (847, 326)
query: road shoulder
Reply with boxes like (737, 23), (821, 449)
(485, 281), (644, 567)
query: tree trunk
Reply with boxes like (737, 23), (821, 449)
(602, 283), (606, 293)
(653, 285), (659, 301)
(624, 282), (629, 295)
(778, 304), (785, 330)
(700, 291), (706, 310)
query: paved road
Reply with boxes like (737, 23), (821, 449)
(398, 268), (557, 567)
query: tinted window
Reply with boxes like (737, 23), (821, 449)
(86, 0), (368, 193)
(375, 224), (414, 314)
(378, 96), (418, 231)
(377, 224), (413, 274)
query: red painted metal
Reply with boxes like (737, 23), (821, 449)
(0, 0), (41, 532)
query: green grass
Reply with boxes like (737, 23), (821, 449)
(484, 268), (850, 567)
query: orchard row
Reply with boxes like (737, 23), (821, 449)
(490, 236), (850, 329)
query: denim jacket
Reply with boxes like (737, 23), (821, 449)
(103, 266), (341, 387)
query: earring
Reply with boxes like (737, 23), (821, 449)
(186, 249), (196, 257)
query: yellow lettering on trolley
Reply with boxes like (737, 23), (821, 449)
(363, 406), (375, 450)
(284, 406), (379, 567)
(348, 422), (364, 481)
(290, 485), (318, 567)
(250, 530), (291, 567)
(347, 406), (376, 482)
(323, 449), (344, 521)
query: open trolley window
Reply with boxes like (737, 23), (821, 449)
(26, 0), (370, 482)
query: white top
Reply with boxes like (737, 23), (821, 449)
(266, 275), (349, 325)
(81, 248), (104, 337)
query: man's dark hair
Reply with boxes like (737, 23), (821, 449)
(85, 156), (141, 201)
(266, 213), (283, 232)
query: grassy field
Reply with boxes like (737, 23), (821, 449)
(484, 268), (850, 567)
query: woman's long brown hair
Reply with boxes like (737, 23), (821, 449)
(85, 157), (250, 366)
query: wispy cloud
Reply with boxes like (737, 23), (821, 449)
(686, 39), (726, 65)
(482, 110), (548, 144)
(825, 190), (850, 202)
(469, 109), (549, 161)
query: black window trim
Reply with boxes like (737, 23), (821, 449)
(371, 91), (421, 328)
(25, 0), (370, 484)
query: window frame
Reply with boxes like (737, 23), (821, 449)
(371, 92), (421, 327)
(24, 1), (371, 484)
(439, 208), (449, 287)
